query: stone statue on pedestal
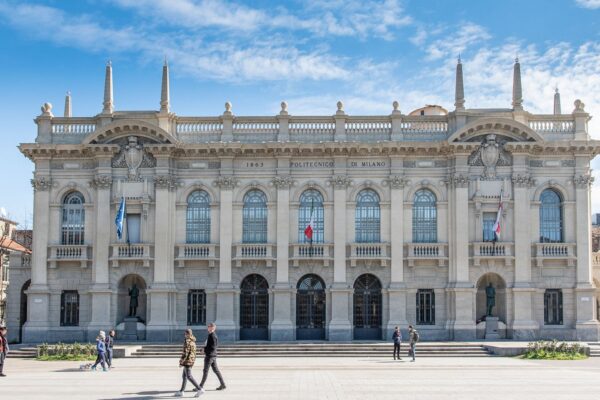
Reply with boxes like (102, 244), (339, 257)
(486, 283), (496, 317)
(128, 284), (139, 317)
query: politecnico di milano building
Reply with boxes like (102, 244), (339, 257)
(7, 58), (600, 343)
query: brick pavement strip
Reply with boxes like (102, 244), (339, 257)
(1, 357), (600, 400)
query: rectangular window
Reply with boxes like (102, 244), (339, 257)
(60, 290), (79, 326)
(187, 290), (206, 325)
(126, 214), (141, 243)
(544, 289), (563, 325)
(483, 212), (497, 242)
(416, 289), (435, 325)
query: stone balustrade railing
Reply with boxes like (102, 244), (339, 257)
(110, 243), (153, 267)
(528, 115), (575, 134)
(175, 244), (219, 267)
(233, 243), (276, 267)
(51, 118), (97, 135)
(533, 242), (576, 267)
(48, 244), (91, 268)
(348, 243), (390, 266)
(290, 243), (333, 267)
(406, 243), (448, 267)
(472, 242), (514, 266)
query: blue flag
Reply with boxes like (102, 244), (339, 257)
(115, 197), (126, 240)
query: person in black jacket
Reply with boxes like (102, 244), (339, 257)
(198, 322), (226, 393)
(105, 329), (115, 368)
(392, 326), (402, 360)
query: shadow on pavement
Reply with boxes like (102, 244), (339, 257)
(99, 391), (178, 400)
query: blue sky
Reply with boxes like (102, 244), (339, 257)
(1, 0), (600, 226)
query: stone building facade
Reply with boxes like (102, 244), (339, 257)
(7, 59), (600, 343)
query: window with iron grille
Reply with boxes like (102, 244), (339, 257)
(544, 289), (563, 325)
(296, 274), (326, 329)
(413, 189), (437, 243)
(353, 274), (382, 328)
(298, 189), (324, 243)
(240, 274), (269, 329)
(242, 190), (268, 243)
(186, 190), (211, 244)
(355, 189), (380, 243)
(61, 192), (85, 245)
(60, 290), (79, 326)
(416, 289), (435, 325)
(483, 212), (497, 242)
(187, 290), (206, 325)
(539, 189), (563, 243)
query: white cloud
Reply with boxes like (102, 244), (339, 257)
(425, 22), (491, 60)
(575, 0), (600, 9)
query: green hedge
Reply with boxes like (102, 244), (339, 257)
(523, 340), (587, 360)
(36, 342), (97, 361)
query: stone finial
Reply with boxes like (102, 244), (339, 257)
(553, 88), (561, 115)
(392, 100), (400, 114)
(224, 101), (232, 115)
(102, 60), (114, 114)
(574, 99), (586, 112)
(336, 100), (345, 116)
(454, 56), (465, 111)
(64, 91), (72, 118)
(512, 57), (523, 111)
(40, 102), (53, 117)
(160, 58), (170, 113)
(280, 101), (288, 115)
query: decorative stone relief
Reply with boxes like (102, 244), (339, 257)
(213, 176), (239, 190)
(447, 174), (470, 188)
(153, 174), (179, 191)
(31, 177), (53, 191)
(112, 136), (157, 179)
(384, 175), (410, 189)
(468, 135), (512, 178)
(573, 174), (594, 188)
(89, 175), (113, 189)
(271, 176), (295, 189)
(327, 175), (352, 189)
(511, 174), (536, 188)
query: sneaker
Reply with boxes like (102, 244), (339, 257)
(91, 366), (97, 371)
(174, 391), (183, 397)
(194, 388), (205, 397)
(216, 385), (226, 391)
(102, 368), (108, 372)
(0, 373), (7, 377)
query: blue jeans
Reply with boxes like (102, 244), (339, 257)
(106, 348), (113, 367)
(410, 343), (416, 360)
(92, 353), (107, 369)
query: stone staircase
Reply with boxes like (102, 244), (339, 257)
(130, 342), (492, 358)
(587, 343), (600, 357)
(6, 346), (37, 358)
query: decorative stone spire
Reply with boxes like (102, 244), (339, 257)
(102, 60), (114, 114)
(454, 55), (465, 111)
(512, 57), (523, 111)
(160, 58), (170, 113)
(553, 87), (561, 115)
(64, 91), (72, 117)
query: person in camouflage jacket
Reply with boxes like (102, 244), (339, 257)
(175, 329), (202, 397)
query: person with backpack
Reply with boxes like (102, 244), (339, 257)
(408, 325), (419, 362)
(91, 330), (108, 371)
(392, 326), (402, 360)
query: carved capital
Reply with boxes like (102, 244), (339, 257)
(447, 174), (470, 188)
(327, 175), (352, 190)
(213, 176), (239, 190)
(31, 177), (53, 191)
(384, 175), (409, 189)
(573, 174), (594, 189)
(89, 175), (113, 189)
(153, 174), (179, 191)
(511, 174), (536, 188)
(271, 175), (295, 189)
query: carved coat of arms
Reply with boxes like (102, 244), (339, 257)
(468, 135), (512, 178)
(112, 136), (156, 179)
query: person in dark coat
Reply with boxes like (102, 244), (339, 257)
(408, 325), (419, 362)
(105, 329), (115, 368)
(198, 322), (226, 393)
(0, 326), (9, 377)
(175, 329), (203, 397)
(91, 331), (108, 371)
(392, 326), (402, 360)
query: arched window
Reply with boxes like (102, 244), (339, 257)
(61, 192), (85, 245)
(186, 190), (211, 244)
(413, 189), (437, 243)
(298, 189), (324, 243)
(243, 190), (268, 243)
(355, 189), (380, 243)
(540, 189), (563, 243)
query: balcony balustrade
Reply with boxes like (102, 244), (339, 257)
(48, 244), (91, 268)
(110, 243), (154, 267)
(471, 242), (514, 266)
(406, 243), (448, 267)
(534, 243), (576, 267)
(348, 243), (390, 267)
(290, 243), (333, 267)
(233, 243), (276, 267)
(175, 244), (219, 267)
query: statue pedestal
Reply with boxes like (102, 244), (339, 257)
(485, 317), (500, 340)
(122, 317), (139, 341)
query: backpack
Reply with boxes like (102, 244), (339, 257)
(413, 330), (420, 343)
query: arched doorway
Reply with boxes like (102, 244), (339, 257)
(118, 274), (147, 323)
(353, 274), (382, 340)
(296, 274), (326, 340)
(19, 280), (31, 343)
(239, 274), (269, 340)
(476, 273), (507, 323)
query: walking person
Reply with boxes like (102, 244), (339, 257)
(392, 326), (402, 360)
(198, 323), (226, 394)
(0, 326), (9, 377)
(408, 325), (419, 362)
(105, 329), (115, 369)
(174, 329), (203, 397)
(91, 330), (108, 371)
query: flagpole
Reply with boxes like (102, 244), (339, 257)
(309, 199), (314, 258)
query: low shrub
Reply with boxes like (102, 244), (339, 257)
(523, 340), (587, 360)
(36, 342), (97, 361)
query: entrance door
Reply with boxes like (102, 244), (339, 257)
(296, 274), (326, 340)
(19, 280), (31, 343)
(353, 274), (382, 340)
(240, 274), (269, 340)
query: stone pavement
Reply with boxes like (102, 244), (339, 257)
(2, 356), (600, 400)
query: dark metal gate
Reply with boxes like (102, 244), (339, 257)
(296, 274), (326, 340)
(240, 274), (269, 340)
(353, 274), (382, 340)
(19, 280), (30, 343)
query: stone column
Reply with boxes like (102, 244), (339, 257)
(271, 174), (294, 341)
(23, 173), (52, 342)
(447, 165), (475, 340)
(213, 175), (238, 341)
(328, 174), (352, 340)
(146, 173), (178, 341)
(573, 171), (600, 340)
(386, 174), (409, 334)
(87, 172), (113, 339)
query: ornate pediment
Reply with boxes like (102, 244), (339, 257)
(468, 134), (512, 178)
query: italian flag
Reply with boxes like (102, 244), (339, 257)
(492, 189), (504, 240)
(304, 201), (315, 242)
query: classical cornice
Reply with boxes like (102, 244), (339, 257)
(19, 143), (120, 161)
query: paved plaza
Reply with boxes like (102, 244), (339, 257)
(2, 355), (600, 399)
